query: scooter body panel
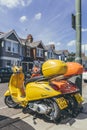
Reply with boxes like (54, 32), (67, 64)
(25, 81), (62, 101)
(51, 80), (79, 94)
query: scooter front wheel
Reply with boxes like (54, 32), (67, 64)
(4, 96), (18, 108)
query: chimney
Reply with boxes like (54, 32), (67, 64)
(50, 44), (55, 50)
(27, 34), (33, 43)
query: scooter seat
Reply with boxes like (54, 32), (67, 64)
(25, 75), (47, 85)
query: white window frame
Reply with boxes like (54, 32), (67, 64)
(5, 40), (11, 52)
(5, 39), (19, 54)
(36, 48), (44, 57)
(48, 51), (54, 59)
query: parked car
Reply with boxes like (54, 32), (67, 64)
(82, 68), (87, 82)
(0, 67), (13, 83)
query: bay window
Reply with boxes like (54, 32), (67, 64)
(5, 40), (19, 54)
(36, 48), (43, 57)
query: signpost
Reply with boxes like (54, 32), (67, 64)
(72, 0), (82, 95)
(75, 0), (82, 95)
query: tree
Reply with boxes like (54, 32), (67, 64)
(67, 52), (75, 62)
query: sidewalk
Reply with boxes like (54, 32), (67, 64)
(0, 85), (87, 130)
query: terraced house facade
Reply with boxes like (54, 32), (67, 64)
(0, 30), (22, 67)
(0, 30), (69, 71)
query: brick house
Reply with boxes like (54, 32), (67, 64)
(0, 29), (69, 71)
(21, 34), (46, 71)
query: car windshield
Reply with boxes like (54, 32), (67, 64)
(0, 67), (12, 73)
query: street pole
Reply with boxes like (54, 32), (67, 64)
(75, 0), (82, 95)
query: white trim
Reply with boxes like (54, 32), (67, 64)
(4, 30), (21, 43)
(36, 47), (44, 57)
(5, 39), (19, 54)
(5, 38), (19, 44)
(0, 56), (21, 61)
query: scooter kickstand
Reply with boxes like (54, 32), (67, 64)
(33, 113), (37, 124)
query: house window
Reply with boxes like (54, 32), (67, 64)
(6, 60), (11, 66)
(6, 41), (11, 52)
(48, 51), (54, 59)
(1, 41), (4, 47)
(36, 48), (43, 57)
(5, 40), (19, 54)
(26, 47), (30, 57)
(13, 43), (18, 53)
(48, 52), (50, 58)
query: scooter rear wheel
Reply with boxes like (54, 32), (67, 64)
(45, 99), (61, 122)
(4, 96), (18, 108)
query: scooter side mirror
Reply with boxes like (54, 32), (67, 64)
(12, 66), (23, 73)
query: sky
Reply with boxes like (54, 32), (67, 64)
(0, 0), (87, 53)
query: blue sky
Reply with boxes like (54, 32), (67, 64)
(0, 0), (87, 53)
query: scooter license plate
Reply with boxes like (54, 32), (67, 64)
(56, 97), (68, 110)
(74, 93), (84, 104)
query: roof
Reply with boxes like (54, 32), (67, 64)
(21, 40), (46, 49)
(20, 38), (26, 45)
(0, 30), (21, 43)
(30, 41), (46, 49)
(54, 50), (69, 55)
(0, 32), (6, 39)
(29, 41), (43, 48)
(45, 44), (55, 50)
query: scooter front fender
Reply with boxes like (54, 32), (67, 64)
(4, 90), (10, 96)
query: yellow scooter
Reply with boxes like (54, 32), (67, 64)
(4, 60), (83, 121)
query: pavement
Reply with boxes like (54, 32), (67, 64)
(0, 83), (87, 130)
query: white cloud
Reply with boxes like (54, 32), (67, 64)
(67, 40), (75, 46)
(56, 42), (61, 46)
(34, 13), (42, 20)
(82, 28), (87, 32)
(0, 6), (6, 13)
(20, 0), (32, 7)
(0, 0), (32, 8)
(48, 41), (61, 46)
(82, 44), (87, 51)
(27, 0), (32, 6)
(19, 16), (27, 23)
(48, 41), (55, 45)
(0, 0), (18, 8)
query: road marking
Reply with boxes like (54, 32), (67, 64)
(0, 106), (7, 110)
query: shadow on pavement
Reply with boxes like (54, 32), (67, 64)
(76, 103), (87, 119)
(21, 102), (87, 126)
(22, 108), (55, 124)
(0, 115), (35, 130)
(59, 102), (87, 126)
